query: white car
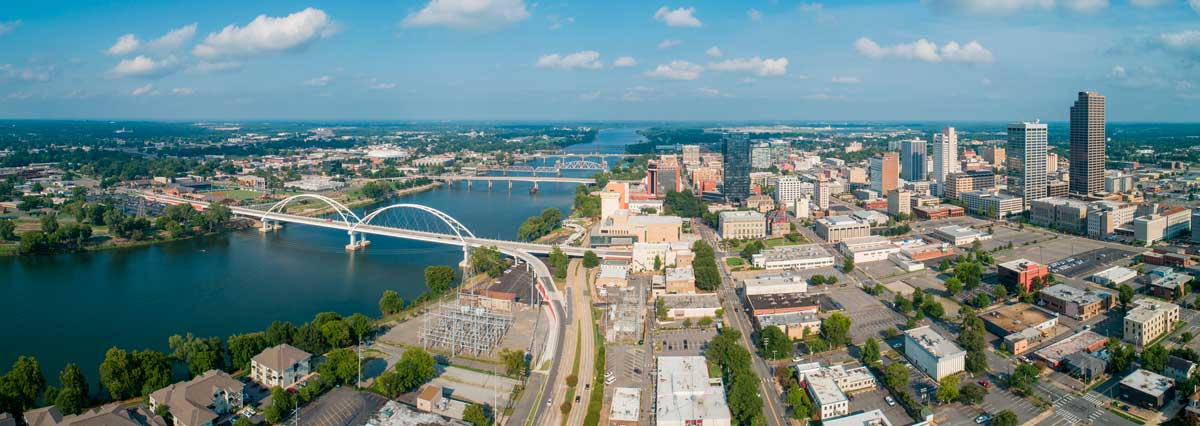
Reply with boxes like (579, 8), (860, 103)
(792, 356), (803, 362)
(885, 396), (896, 406)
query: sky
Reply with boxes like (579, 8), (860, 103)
(0, 0), (1198, 122)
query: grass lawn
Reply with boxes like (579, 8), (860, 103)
(213, 189), (263, 201)
(727, 235), (807, 252)
(725, 257), (745, 266)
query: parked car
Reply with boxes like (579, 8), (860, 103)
(792, 356), (804, 362)
(975, 414), (990, 424)
(978, 380), (990, 389)
(885, 396), (896, 406)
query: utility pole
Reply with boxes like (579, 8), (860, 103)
(356, 336), (363, 387)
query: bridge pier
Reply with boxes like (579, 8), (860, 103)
(345, 232), (370, 251)
(507, 181), (513, 192)
(258, 219), (281, 233)
(530, 181), (539, 194)
(487, 180), (493, 191)
(466, 180), (473, 190)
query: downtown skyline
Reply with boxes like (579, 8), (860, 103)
(0, 0), (1198, 121)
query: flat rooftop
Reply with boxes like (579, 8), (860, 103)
(609, 387), (641, 423)
(1126, 299), (1180, 324)
(719, 210), (764, 221)
(980, 304), (1056, 334)
(1033, 330), (1107, 364)
(747, 293), (833, 312)
(818, 215), (867, 227)
(821, 409), (894, 426)
(905, 326), (965, 359)
(656, 356), (731, 423)
(755, 244), (833, 262)
(935, 225), (985, 238)
(1039, 284), (1110, 305)
(660, 293), (720, 310)
(999, 258), (1043, 271)
(1119, 369), (1174, 398)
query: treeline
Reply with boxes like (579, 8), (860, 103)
(516, 208), (563, 242)
(358, 177), (434, 199)
(3, 200), (233, 256)
(691, 240), (721, 291)
(705, 329), (763, 425)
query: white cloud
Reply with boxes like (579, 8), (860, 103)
(706, 46), (722, 57)
(536, 51), (603, 70)
(0, 20), (21, 36)
(695, 87), (722, 97)
(189, 61), (242, 73)
(1158, 30), (1200, 60)
(658, 39), (682, 49)
(368, 78), (397, 90)
(1109, 65), (1127, 79)
(797, 2), (835, 22)
(171, 87), (194, 95)
(1106, 65), (1169, 89)
(305, 75), (333, 86)
(146, 23), (197, 52)
(855, 37), (994, 63)
(131, 84), (154, 96)
(654, 6), (701, 27)
(800, 92), (845, 101)
(613, 56), (638, 67)
(622, 86), (658, 102)
(577, 90), (601, 101)
(921, 0), (1108, 14)
(110, 55), (179, 78)
(708, 57), (789, 77)
(831, 76), (860, 84)
(194, 8), (337, 58)
(1192, 0), (1200, 13)
(747, 9), (763, 21)
(107, 34), (141, 56)
(402, 0), (530, 30)
(1, 63), (54, 82)
(547, 15), (574, 30)
(645, 61), (703, 80)
(1129, 0), (1171, 6)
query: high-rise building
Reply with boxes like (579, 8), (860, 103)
(888, 189), (911, 217)
(932, 128), (959, 192)
(814, 181), (831, 210)
(723, 134), (751, 202)
(982, 146), (1006, 169)
(1007, 121), (1048, 209)
(770, 140), (791, 164)
(681, 145), (700, 165)
(776, 176), (803, 208)
(1069, 91), (1106, 196)
(900, 139), (928, 182)
(869, 152), (899, 194)
(751, 143), (772, 169)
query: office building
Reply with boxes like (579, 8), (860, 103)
(814, 216), (871, 243)
(1007, 121), (1049, 209)
(776, 176), (803, 208)
(751, 144), (771, 169)
(980, 303), (1059, 355)
(796, 365), (877, 421)
(814, 180), (831, 210)
(932, 127), (960, 193)
(770, 140), (790, 163)
(1118, 369), (1175, 409)
(933, 225), (991, 247)
(751, 244), (836, 270)
(961, 190), (1024, 217)
(904, 326), (966, 380)
(722, 134), (751, 202)
(822, 410), (894, 426)
(1163, 206), (1192, 239)
(655, 356), (732, 426)
(900, 139), (928, 181)
(887, 189), (911, 217)
(998, 259), (1049, 293)
(1069, 91), (1106, 196)
(1090, 267), (1137, 287)
(1106, 171), (1134, 193)
(1134, 214), (1167, 246)
(1088, 201), (1136, 238)
(1030, 197), (1089, 234)
(718, 210), (765, 240)
(982, 146), (1006, 169)
(681, 145), (700, 165)
(1123, 299), (1180, 348)
(839, 236), (900, 263)
(1039, 284), (1114, 321)
(609, 388), (642, 426)
(944, 170), (996, 200)
(1192, 209), (1200, 243)
(869, 152), (899, 193)
(1142, 266), (1190, 301)
(742, 272), (808, 295)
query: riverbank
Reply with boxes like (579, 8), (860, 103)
(289, 181), (443, 217)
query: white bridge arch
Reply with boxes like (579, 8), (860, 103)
(262, 194), (362, 228)
(351, 203), (477, 245)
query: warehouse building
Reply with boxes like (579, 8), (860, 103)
(904, 326), (965, 380)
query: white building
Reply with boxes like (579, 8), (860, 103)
(839, 236), (901, 263)
(822, 410), (894, 426)
(718, 210), (766, 240)
(904, 326), (966, 380)
(751, 244), (836, 270)
(776, 176), (803, 209)
(814, 216), (871, 243)
(656, 356), (732, 426)
(609, 388), (641, 425)
(1134, 214), (1167, 246)
(1091, 266), (1137, 286)
(933, 225), (992, 247)
(250, 344), (311, 389)
(1124, 299), (1181, 348)
(796, 364), (877, 421)
(659, 294), (721, 319)
(932, 127), (960, 195)
(742, 272), (808, 295)
(814, 181), (831, 210)
(1007, 121), (1049, 209)
(630, 242), (693, 272)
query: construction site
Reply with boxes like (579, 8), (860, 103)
(419, 291), (515, 357)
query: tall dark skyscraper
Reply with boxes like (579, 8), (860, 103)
(900, 139), (927, 182)
(722, 134), (751, 202)
(1069, 91), (1105, 196)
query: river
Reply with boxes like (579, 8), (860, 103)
(0, 127), (645, 388)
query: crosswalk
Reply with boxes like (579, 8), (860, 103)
(1046, 391), (1107, 426)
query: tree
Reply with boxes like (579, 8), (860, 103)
(843, 257), (855, 273)
(1107, 339), (1136, 373)
(862, 338), (881, 365)
(786, 386), (811, 420)
(884, 362), (909, 389)
(320, 321), (352, 348)
(993, 285), (1008, 301)
(54, 363), (89, 415)
(263, 386), (296, 423)
(40, 212), (59, 234)
(759, 326), (792, 360)
(958, 382), (987, 405)
(424, 265), (456, 295)
(470, 246), (506, 278)
(345, 313), (371, 342)
(894, 295), (913, 313)
(972, 293), (993, 308)
(1142, 345), (1168, 373)
(99, 348), (138, 400)
(740, 240), (765, 260)
(653, 255), (663, 271)
(936, 375), (960, 402)
(1118, 284), (1134, 312)
(228, 333), (269, 371)
(582, 250), (600, 268)
(966, 351), (988, 376)
(133, 350), (171, 397)
(922, 300), (945, 319)
(379, 290), (405, 316)
(821, 313), (852, 348)
(168, 333), (225, 377)
(463, 403), (493, 426)
(394, 347), (437, 391)
(992, 410), (1018, 426)
(0, 218), (15, 241)
(1, 356), (45, 413)
(266, 320), (298, 346)
(944, 277), (963, 295)
(234, 417), (253, 426)
(655, 297), (668, 321)
(549, 246), (568, 279)
(359, 181), (391, 199)
(500, 349), (526, 377)
(1009, 364), (1040, 396)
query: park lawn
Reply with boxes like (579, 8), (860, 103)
(729, 235), (806, 252)
(725, 257), (745, 266)
(213, 189), (264, 201)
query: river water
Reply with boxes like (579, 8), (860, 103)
(0, 127), (645, 386)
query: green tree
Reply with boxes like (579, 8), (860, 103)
(861, 337), (881, 365)
(1142, 345), (1168, 373)
(500, 349), (526, 377)
(957, 382), (987, 405)
(2, 356), (45, 412)
(379, 290), (405, 316)
(227, 333), (269, 371)
(582, 250), (600, 268)
(843, 257), (855, 273)
(234, 417), (253, 426)
(1107, 339), (1136, 373)
(936, 375), (960, 402)
(992, 410), (1018, 426)
(345, 313), (371, 342)
(263, 386), (296, 423)
(424, 265), (456, 295)
(395, 347), (437, 391)
(133, 350), (171, 396)
(463, 403), (493, 426)
(656, 297), (668, 321)
(759, 326), (792, 360)
(786, 386), (811, 420)
(944, 277), (963, 295)
(359, 181), (391, 199)
(320, 321), (352, 348)
(653, 255), (663, 271)
(549, 246), (569, 279)
(821, 312), (852, 348)
(1009, 364), (1040, 396)
(54, 363), (89, 415)
(0, 218), (15, 241)
(168, 333), (225, 377)
(99, 348), (138, 400)
(884, 362), (909, 389)
(1118, 284), (1134, 312)
(319, 348), (360, 385)
(470, 246), (506, 277)
(40, 212), (59, 234)
(266, 320), (298, 346)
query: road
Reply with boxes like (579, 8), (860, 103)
(699, 225), (787, 426)
(563, 260), (597, 426)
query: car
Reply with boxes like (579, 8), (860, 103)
(605, 370), (614, 378)
(792, 356), (804, 362)
(585, 384), (590, 390)
(605, 377), (615, 385)
(978, 380), (990, 389)
(975, 414), (990, 424)
(547, 398), (553, 406)
(575, 395), (581, 403)
(885, 396), (896, 406)
(892, 343), (902, 349)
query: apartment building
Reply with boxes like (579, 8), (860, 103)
(1123, 299), (1181, 348)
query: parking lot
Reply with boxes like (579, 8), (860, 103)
(826, 286), (905, 344)
(937, 385), (1043, 426)
(603, 344), (653, 422)
(654, 328), (715, 356)
(847, 387), (914, 424)
(1047, 248), (1139, 278)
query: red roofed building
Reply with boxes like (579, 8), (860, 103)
(998, 259), (1050, 293)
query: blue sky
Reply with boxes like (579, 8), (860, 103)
(0, 0), (1198, 121)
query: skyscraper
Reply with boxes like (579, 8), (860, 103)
(723, 134), (751, 202)
(1069, 91), (1105, 196)
(932, 127), (959, 193)
(900, 139), (927, 182)
(1007, 121), (1048, 209)
(869, 152), (899, 193)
